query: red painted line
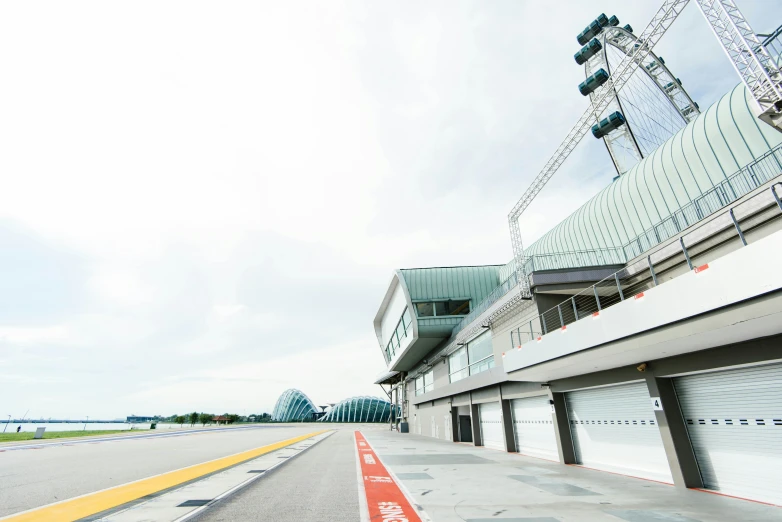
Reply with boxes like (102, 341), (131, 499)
(693, 488), (781, 508)
(355, 431), (422, 522)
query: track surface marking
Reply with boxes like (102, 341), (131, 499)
(355, 431), (422, 522)
(0, 430), (326, 522)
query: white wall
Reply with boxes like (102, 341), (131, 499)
(413, 401), (451, 440)
(504, 230), (782, 378)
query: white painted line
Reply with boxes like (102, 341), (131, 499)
(360, 433), (433, 522)
(96, 431), (334, 522)
(354, 433), (370, 522)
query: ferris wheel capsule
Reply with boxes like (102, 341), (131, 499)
(580, 18), (700, 175)
(574, 38), (603, 65)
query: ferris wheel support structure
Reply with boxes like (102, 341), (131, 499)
(508, 0), (782, 302)
(586, 25), (701, 175)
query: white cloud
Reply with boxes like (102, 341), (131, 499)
(0, 0), (769, 418)
(0, 325), (69, 345)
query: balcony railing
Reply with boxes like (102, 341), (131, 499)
(622, 144), (782, 260)
(453, 247), (626, 339)
(453, 144), (782, 349)
(511, 181), (782, 347)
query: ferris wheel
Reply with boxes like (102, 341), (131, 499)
(575, 14), (701, 175)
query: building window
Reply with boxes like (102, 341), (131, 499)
(448, 346), (469, 383)
(385, 307), (413, 362)
(448, 332), (494, 382)
(467, 332), (494, 375)
(415, 369), (434, 396)
(415, 300), (470, 318)
(415, 302), (434, 317)
(415, 375), (424, 396)
(423, 369), (434, 393)
(435, 299), (470, 316)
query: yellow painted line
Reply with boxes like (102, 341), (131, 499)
(2, 430), (329, 522)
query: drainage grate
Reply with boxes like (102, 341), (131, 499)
(277, 456), (289, 459)
(247, 470), (266, 473)
(177, 500), (213, 507)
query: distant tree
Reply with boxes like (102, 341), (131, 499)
(189, 412), (199, 426)
(174, 415), (186, 426)
(227, 414), (240, 424)
(198, 412), (212, 426)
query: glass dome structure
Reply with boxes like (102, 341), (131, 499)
(319, 396), (396, 423)
(271, 389), (318, 422)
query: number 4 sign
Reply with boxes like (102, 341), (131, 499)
(650, 397), (663, 411)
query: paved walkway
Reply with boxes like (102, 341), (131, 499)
(3, 425), (779, 521)
(364, 430), (781, 522)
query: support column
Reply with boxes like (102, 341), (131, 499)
(550, 392), (576, 464)
(645, 375), (702, 488)
(501, 399), (516, 453)
(450, 406), (459, 443)
(470, 403), (483, 447)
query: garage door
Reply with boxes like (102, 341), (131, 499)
(479, 402), (505, 451)
(511, 396), (558, 461)
(566, 382), (672, 483)
(674, 363), (782, 505)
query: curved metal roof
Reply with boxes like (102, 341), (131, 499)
(319, 396), (395, 423)
(526, 84), (782, 260)
(271, 388), (318, 422)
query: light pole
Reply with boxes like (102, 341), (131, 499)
(3, 415), (10, 433)
(83, 416), (88, 431)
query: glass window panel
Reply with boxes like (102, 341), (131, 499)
(434, 299), (470, 316)
(415, 302), (434, 317)
(450, 368), (469, 383)
(415, 376), (424, 396)
(448, 347), (468, 383)
(447, 300), (470, 315)
(467, 332), (493, 364)
(396, 321), (405, 341)
(424, 370), (434, 387)
(434, 301), (447, 316)
(469, 355), (495, 376)
(402, 308), (412, 328)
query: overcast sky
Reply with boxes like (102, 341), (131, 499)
(0, 1), (774, 419)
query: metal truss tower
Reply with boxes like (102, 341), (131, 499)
(508, 0), (782, 303)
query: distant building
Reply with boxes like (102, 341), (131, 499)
(270, 389), (395, 423)
(126, 416), (156, 422)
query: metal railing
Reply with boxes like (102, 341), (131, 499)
(623, 144), (782, 260)
(457, 144), (781, 352)
(511, 181), (782, 348)
(758, 23), (782, 67)
(454, 248), (626, 340)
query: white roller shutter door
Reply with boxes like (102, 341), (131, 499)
(566, 382), (673, 483)
(479, 402), (505, 451)
(511, 396), (559, 461)
(674, 363), (782, 505)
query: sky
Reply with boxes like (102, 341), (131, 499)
(0, 1), (775, 419)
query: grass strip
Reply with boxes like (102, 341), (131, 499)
(0, 430), (132, 442)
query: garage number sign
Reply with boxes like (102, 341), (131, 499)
(650, 397), (663, 411)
